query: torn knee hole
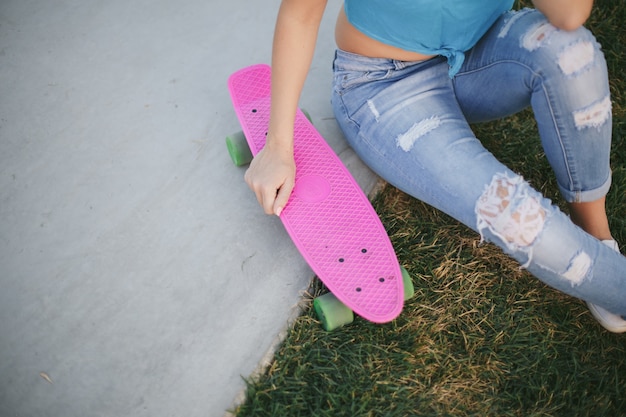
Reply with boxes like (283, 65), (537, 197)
(476, 174), (547, 248)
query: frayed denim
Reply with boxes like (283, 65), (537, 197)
(331, 9), (625, 315)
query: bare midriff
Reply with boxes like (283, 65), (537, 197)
(335, 7), (436, 62)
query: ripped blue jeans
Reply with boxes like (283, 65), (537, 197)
(331, 8), (626, 315)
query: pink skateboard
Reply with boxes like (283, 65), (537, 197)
(227, 64), (412, 330)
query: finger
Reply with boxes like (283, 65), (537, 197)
(261, 186), (279, 215)
(244, 168), (268, 213)
(273, 178), (294, 217)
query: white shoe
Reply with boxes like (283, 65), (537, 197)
(586, 240), (626, 334)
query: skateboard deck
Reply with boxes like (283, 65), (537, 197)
(228, 64), (404, 324)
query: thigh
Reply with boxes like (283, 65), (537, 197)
(454, 8), (610, 124)
(452, 8), (540, 122)
(332, 53), (518, 229)
(453, 8), (612, 203)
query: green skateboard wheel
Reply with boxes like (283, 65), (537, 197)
(401, 266), (415, 301)
(225, 131), (253, 166)
(313, 292), (354, 331)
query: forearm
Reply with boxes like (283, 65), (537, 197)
(268, 0), (328, 152)
(532, 0), (594, 31)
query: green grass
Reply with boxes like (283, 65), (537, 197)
(232, 1), (626, 416)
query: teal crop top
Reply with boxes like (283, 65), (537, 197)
(344, 0), (515, 77)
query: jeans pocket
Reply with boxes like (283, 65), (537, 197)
(334, 69), (391, 93)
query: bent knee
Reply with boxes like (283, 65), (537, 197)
(501, 9), (606, 74)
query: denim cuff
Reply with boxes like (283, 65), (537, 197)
(559, 170), (612, 203)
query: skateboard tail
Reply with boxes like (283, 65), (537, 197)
(280, 190), (405, 324)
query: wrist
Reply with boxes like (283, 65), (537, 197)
(265, 128), (294, 154)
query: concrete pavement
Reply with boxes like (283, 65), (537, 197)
(0, 1), (379, 416)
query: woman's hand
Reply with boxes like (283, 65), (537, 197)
(532, 0), (594, 31)
(244, 140), (296, 216)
